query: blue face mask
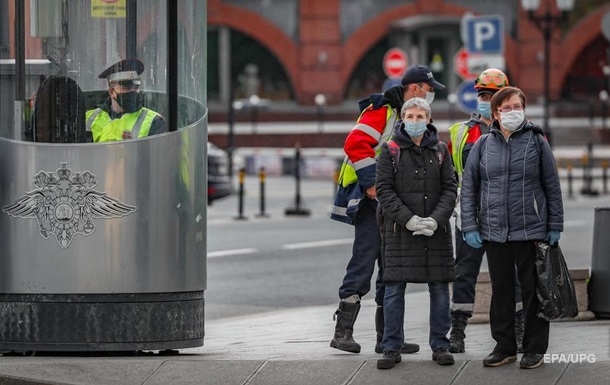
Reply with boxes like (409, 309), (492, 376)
(404, 121), (427, 137)
(477, 101), (491, 119)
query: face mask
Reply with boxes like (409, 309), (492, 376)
(500, 110), (525, 131)
(424, 91), (435, 105)
(114, 91), (142, 113)
(477, 101), (491, 119)
(404, 121), (427, 137)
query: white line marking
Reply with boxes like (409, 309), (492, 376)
(208, 248), (258, 258)
(282, 238), (353, 250)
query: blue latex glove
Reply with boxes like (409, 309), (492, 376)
(463, 230), (483, 249)
(545, 230), (561, 246)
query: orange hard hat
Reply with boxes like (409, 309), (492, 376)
(474, 68), (509, 93)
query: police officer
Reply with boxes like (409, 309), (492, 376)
(86, 59), (166, 142)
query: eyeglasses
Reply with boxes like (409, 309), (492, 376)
(498, 104), (523, 113)
(478, 72), (508, 88)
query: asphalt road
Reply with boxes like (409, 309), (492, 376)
(205, 176), (610, 321)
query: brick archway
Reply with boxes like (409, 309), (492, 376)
(558, 5), (610, 86)
(208, 3), (299, 97)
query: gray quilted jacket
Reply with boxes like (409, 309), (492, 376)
(460, 120), (564, 243)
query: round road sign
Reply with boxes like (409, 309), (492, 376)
(383, 48), (408, 79)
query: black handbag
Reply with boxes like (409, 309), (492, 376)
(535, 242), (578, 321)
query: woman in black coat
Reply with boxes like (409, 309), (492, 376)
(375, 97), (457, 370)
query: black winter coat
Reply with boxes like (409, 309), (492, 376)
(376, 123), (457, 283)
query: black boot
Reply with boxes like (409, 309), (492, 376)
(330, 301), (361, 353)
(515, 311), (525, 354)
(374, 306), (420, 354)
(449, 312), (469, 353)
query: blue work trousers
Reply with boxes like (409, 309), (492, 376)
(381, 281), (451, 352)
(338, 199), (384, 305)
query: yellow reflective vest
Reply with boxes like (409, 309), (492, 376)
(86, 107), (160, 142)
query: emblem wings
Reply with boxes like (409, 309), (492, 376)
(3, 191), (47, 219)
(83, 191), (136, 218)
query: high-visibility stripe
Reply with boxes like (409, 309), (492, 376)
(353, 157), (375, 170)
(86, 109), (102, 132)
(131, 109), (149, 138)
(449, 122), (470, 180)
(353, 123), (382, 141)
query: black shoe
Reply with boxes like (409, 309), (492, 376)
(449, 337), (465, 353)
(401, 342), (420, 354)
(377, 350), (401, 369)
(375, 341), (420, 354)
(520, 353), (544, 369)
(449, 312), (468, 353)
(432, 347), (455, 365)
(483, 352), (517, 367)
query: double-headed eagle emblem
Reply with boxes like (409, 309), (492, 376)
(3, 163), (136, 249)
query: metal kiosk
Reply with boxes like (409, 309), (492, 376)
(0, 1), (207, 352)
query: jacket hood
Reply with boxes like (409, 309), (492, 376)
(393, 121), (439, 148)
(357, 85), (404, 113)
(379, 85), (405, 110)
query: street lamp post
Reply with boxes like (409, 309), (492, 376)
(314, 94), (326, 133)
(603, 64), (610, 130)
(600, 90), (608, 130)
(521, 0), (575, 147)
(249, 94), (260, 134)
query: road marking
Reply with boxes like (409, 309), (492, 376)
(208, 248), (258, 258)
(282, 238), (352, 250)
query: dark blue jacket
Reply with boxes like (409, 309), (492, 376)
(460, 120), (564, 243)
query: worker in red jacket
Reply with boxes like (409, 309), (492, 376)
(330, 65), (445, 354)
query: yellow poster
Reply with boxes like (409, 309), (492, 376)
(91, 0), (126, 18)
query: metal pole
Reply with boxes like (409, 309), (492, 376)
(235, 168), (248, 220)
(126, 0), (137, 59)
(13, 0), (25, 140)
(285, 144), (311, 216)
(166, 1), (178, 132)
(256, 167), (270, 218)
(543, 10), (552, 147)
(228, 88), (235, 180)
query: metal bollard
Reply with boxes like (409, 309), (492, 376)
(234, 167), (248, 220)
(590, 207), (610, 318)
(580, 143), (599, 196)
(256, 167), (270, 218)
(285, 143), (311, 216)
(333, 168), (340, 196)
(566, 163), (574, 199)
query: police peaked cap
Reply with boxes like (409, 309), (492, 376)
(98, 59), (144, 85)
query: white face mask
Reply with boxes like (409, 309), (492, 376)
(424, 91), (435, 105)
(416, 85), (435, 105)
(500, 110), (525, 131)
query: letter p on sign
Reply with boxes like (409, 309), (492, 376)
(466, 15), (504, 54)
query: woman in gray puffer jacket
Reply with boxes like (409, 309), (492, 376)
(460, 86), (564, 370)
(376, 97), (457, 369)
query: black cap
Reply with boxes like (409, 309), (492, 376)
(98, 59), (144, 85)
(401, 65), (445, 89)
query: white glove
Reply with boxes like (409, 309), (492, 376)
(416, 217), (438, 231)
(406, 215), (422, 231)
(413, 228), (434, 236)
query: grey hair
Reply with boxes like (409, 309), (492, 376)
(401, 97), (431, 118)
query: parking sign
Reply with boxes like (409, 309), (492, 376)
(466, 15), (504, 54)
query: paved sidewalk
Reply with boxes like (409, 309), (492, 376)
(0, 291), (608, 385)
